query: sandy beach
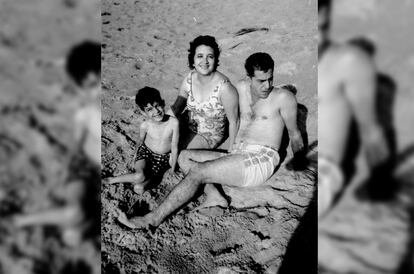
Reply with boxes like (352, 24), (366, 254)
(0, 1), (100, 274)
(101, 0), (317, 273)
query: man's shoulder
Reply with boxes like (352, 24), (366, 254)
(272, 86), (296, 101)
(326, 43), (374, 69)
(235, 78), (249, 92)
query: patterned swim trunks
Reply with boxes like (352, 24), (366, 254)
(135, 143), (170, 176)
(230, 142), (280, 187)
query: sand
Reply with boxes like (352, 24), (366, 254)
(318, 1), (414, 273)
(101, 0), (317, 273)
(0, 1), (101, 274)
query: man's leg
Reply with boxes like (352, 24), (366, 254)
(117, 153), (245, 228)
(178, 149), (230, 209)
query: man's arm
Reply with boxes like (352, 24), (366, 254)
(169, 118), (179, 171)
(279, 90), (304, 155)
(220, 82), (239, 151)
(342, 48), (389, 167)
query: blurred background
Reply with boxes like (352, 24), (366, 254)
(318, 0), (414, 273)
(0, 1), (100, 274)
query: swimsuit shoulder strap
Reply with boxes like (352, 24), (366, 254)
(213, 77), (229, 96)
(189, 71), (195, 96)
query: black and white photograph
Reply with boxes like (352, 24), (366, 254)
(101, 0), (317, 273)
(318, 0), (414, 273)
(0, 0), (101, 274)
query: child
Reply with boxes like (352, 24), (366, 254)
(103, 87), (179, 194)
(13, 41), (101, 247)
(67, 40), (101, 167)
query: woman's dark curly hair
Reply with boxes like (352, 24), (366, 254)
(187, 35), (220, 71)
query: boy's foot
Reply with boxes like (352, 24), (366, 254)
(62, 227), (83, 247)
(133, 184), (145, 195)
(102, 177), (113, 184)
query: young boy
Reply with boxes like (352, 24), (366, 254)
(67, 40), (101, 167)
(13, 40), (101, 247)
(103, 87), (179, 194)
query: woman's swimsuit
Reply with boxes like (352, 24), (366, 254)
(186, 72), (228, 148)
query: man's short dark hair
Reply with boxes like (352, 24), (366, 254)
(244, 52), (274, 77)
(65, 41), (101, 86)
(135, 87), (164, 110)
(188, 35), (220, 71)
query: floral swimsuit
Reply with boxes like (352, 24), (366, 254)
(186, 72), (228, 148)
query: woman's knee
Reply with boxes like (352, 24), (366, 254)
(178, 150), (195, 173)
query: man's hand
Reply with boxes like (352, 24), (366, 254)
(287, 150), (309, 171)
(363, 128), (389, 168)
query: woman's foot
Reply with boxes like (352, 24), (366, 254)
(116, 208), (155, 229)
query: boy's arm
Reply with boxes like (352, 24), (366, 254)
(139, 121), (148, 145)
(169, 118), (179, 171)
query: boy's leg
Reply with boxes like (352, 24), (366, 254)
(133, 178), (151, 195)
(103, 159), (146, 185)
(117, 153), (246, 229)
(14, 205), (83, 228)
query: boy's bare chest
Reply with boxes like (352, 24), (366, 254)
(147, 123), (172, 140)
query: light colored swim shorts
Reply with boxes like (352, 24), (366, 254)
(230, 142), (280, 187)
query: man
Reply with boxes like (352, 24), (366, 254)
(117, 52), (305, 229)
(318, 0), (389, 218)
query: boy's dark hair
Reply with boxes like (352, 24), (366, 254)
(188, 35), (220, 71)
(318, 0), (331, 11)
(244, 52), (274, 77)
(348, 37), (376, 57)
(65, 40), (101, 87)
(135, 87), (164, 110)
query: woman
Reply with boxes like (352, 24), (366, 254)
(171, 35), (239, 151)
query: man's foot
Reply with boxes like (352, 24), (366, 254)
(116, 208), (154, 229)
